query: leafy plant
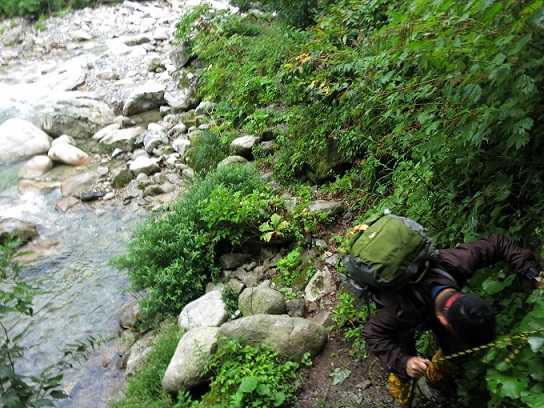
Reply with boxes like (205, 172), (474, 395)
(0, 0), (117, 18)
(0, 239), (67, 407)
(273, 247), (316, 291)
(259, 213), (290, 242)
(112, 164), (275, 322)
(332, 292), (376, 359)
(229, 0), (318, 28)
(185, 130), (231, 176)
(178, 336), (305, 407)
(111, 319), (182, 408)
(221, 286), (239, 318)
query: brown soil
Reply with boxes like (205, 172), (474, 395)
(293, 328), (392, 408)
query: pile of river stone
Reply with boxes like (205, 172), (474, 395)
(0, 0), (349, 403)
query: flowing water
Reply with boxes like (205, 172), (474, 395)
(0, 161), (143, 405)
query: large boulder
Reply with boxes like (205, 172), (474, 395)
(0, 118), (52, 163)
(36, 92), (116, 138)
(129, 155), (160, 176)
(122, 83), (166, 116)
(125, 331), (157, 376)
(304, 267), (336, 302)
(178, 290), (228, 331)
(164, 75), (199, 111)
(218, 314), (327, 362)
(162, 326), (219, 393)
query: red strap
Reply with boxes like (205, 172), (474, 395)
(444, 293), (463, 310)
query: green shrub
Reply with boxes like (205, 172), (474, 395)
(111, 320), (182, 408)
(175, 336), (307, 407)
(175, 6), (305, 131)
(185, 130), (231, 176)
(229, 0), (318, 28)
(273, 247), (314, 290)
(0, 0), (119, 18)
(112, 164), (273, 321)
(332, 292), (375, 360)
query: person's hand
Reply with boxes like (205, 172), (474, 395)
(535, 271), (544, 289)
(406, 356), (430, 378)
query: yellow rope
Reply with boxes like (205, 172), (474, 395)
(434, 327), (544, 363)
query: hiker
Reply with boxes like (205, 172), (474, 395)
(360, 233), (544, 407)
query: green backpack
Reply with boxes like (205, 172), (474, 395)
(342, 212), (437, 291)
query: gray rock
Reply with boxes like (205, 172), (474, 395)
(218, 155), (248, 168)
(19, 155), (55, 178)
(129, 155), (160, 175)
(195, 101), (217, 115)
(18, 179), (58, 195)
(286, 299), (306, 318)
(0, 218), (38, 245)
(36, 91), (116, 138)
(219, 253), (253, 269)
(178, 290), (228, 331)
(0, 118), (52, 163)
(238, 287), (286, 316)
(230, 135), (260, 159)
(60, 171), (99, 197)
(55, 197), (80, 212)
(305, 267), (337, 302)
(122, 83), (166, 116)
(111, 168), (134, 189)
(164, 81), (199, 111)
(48, 143), (90, 166)
(218, 314), (327, 362)
(169, 45), (192, 70)
(125, 330), (157, 376)
(307, 200), (345, 218)
(162, 327), (219, 392)
(99, 127), (145, 152)
(230, 266), (268, 288)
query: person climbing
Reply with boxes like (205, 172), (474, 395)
(359, 234), (544, 407)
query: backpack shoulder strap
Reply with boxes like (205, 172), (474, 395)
(430, 266), (459, 286)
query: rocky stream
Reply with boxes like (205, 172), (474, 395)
(0, 0), (234, 406)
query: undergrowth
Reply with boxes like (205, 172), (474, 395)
(111, 319), (182, 408)
(171, 1), (544, 406)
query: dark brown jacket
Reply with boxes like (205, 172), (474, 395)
(361, 234), (539, 381)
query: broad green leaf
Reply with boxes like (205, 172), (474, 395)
(0, 390), (22, 408)
(521, 393), (544, 408)
(487, 370), (528, 399)
(0, 364), (14, 378)
(273, 392), (286, 406)
(48, 390), (67, 399)
(482, 274), (514, 294)
(461, 84), (482, 105)
(527, 335), (544, 353)
(256, 383), (271, 396)
(238, 376), (259, 393)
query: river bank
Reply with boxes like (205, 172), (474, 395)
(1, 1), (231, 406)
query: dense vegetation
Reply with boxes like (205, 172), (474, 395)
(4, 0), (543, 406)
(120, 0), (541, 406)
(0, 0), (119, 19)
